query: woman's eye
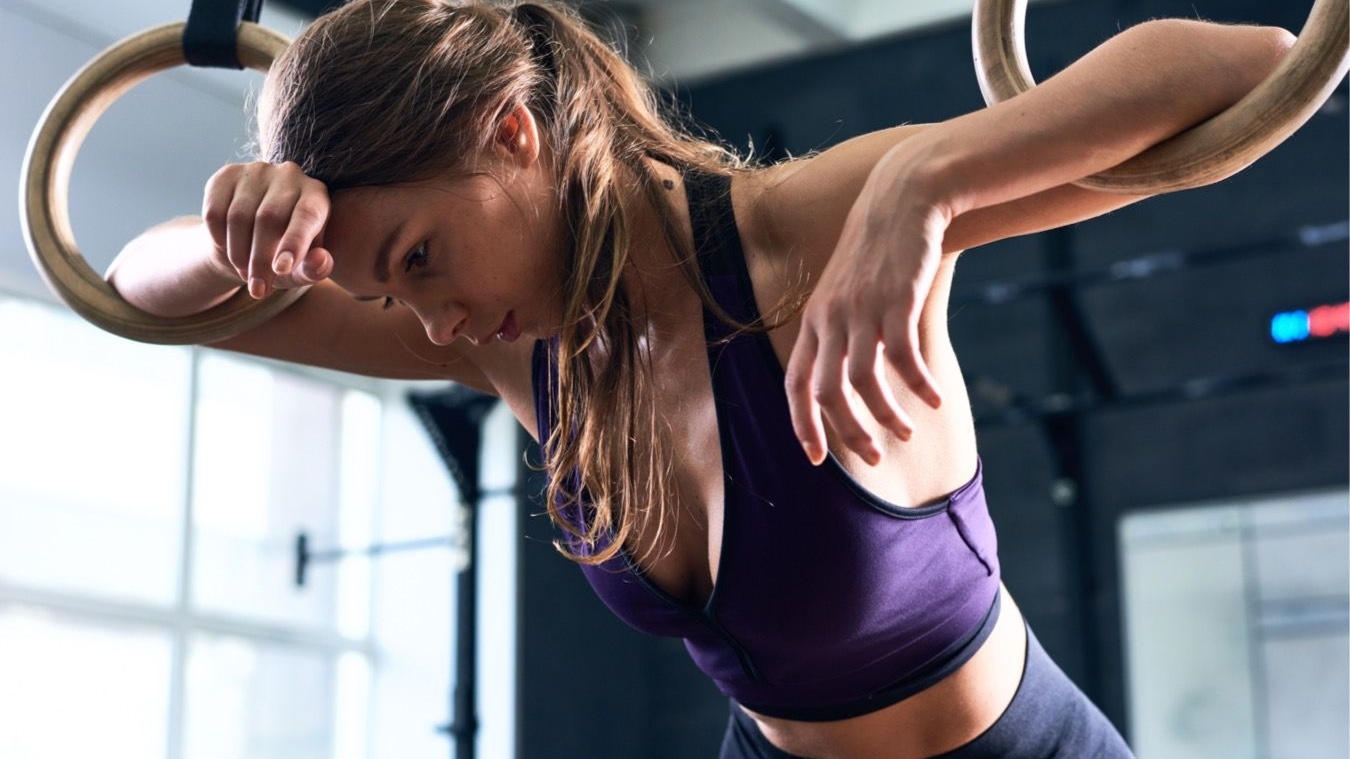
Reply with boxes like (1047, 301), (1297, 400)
(403, 243), (429, 272)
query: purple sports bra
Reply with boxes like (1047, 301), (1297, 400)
(531, 171), (1002, 721)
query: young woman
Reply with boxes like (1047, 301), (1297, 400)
(108, 2), (1297, 756)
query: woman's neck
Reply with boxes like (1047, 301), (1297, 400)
(618, 159), (703, 340)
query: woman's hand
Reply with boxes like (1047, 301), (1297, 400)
(202, 161), (334, 298)
(785, 149), (951, 466)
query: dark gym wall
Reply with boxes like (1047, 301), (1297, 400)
(514, 2), (1349, 757)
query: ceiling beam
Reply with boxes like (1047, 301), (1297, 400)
(742, 0), (853, 45)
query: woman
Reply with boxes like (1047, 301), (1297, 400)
(108, 2), (1297, 756)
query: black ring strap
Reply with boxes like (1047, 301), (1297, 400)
(183, 0), (264, 69)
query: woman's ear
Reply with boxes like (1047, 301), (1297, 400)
(494, 104), (541, 169)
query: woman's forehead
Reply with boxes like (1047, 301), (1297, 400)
(325, 189), (400, 259)
(330, 183), (426, 224)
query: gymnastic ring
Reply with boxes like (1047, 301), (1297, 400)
(20, 22), (304, 346)
(972, 0), (1350, 194)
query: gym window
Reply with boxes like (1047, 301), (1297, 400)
(0, 292), (460, 759)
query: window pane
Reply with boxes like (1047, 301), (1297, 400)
(0, 604), (172, 759)
(0, 298), (189, 605)
(1120, 511), (1257, 759)
(478, 402), (520, 759)
(1265, 633), (1350, 759)
(183, 633), (337, 759)
(370, 403), (457, 759)
(337, 391), (381, 640)
(191, 354), (342, 629)
(1254, 493), (1349, 759)
(1253, 493), (1349, 600)
(334, 652), (373, 759)
(1122, 492), (1350, 759)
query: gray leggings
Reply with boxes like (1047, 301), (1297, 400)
(719, 624), (1135, 759)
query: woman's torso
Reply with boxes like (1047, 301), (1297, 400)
(481, 151), (1026, 759)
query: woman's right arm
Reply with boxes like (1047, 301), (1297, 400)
(109, 162), (333, 316)
(106, 163), (497, 391)
(106, 216), (243, 317)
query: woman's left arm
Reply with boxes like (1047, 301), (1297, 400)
(785, 19), (1297, 466)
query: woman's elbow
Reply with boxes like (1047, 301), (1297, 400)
(1242, 24), (1298, 79)
(1139, 19), (1296, 99)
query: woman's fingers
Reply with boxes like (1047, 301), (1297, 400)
(813, 321), (881, 465)
(279, 192), (330, 279)
(787, 284), (943, 466)
(847, 324), (914, 444)
(786, 329), (826, 465)
(201, 162), (330, 297)
(201, 165), (236, 263)
(293, 246), (333, 284)
(789, 314), (914, 466)
(226, 189), (261, 291)
(881, 309), (942, 409)
(247, 184), (300, 297)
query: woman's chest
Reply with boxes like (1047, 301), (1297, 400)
(488, 303), (730, 605)
(628, 312), (731, 606)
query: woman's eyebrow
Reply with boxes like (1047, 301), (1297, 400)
(372, 221), (405, 284)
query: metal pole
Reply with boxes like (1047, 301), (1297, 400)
(451, 498), (479, 759)
(405, 387), (497, 759)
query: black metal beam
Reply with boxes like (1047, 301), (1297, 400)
(1037, 225), (1111, 699)
(408, 388), (500, 759)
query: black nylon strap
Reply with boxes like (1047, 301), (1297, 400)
(683, 170), (739, 278)
(183, 0), (263, 69)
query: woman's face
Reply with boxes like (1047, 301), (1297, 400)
(324, 162), (566, 347)
(322, 105), (565, 347)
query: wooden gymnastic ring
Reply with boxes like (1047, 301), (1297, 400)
(20, 22), (304, 346)
(972, 0), (1350, 194)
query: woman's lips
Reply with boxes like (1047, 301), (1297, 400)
(465, 312), (520, 346)
(496, 311), (520, 343)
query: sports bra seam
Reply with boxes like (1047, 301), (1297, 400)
(948, 507), (996, 576)
(617, 524), (765, 685)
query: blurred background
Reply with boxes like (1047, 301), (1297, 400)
(0, 0), (1346, 757)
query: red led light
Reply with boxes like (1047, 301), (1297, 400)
(1308, 302), (1349, 338)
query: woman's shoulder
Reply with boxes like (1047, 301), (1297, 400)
(732, 124), (933, 272)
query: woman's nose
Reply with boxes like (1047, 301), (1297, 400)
(418, 306), (465, 346)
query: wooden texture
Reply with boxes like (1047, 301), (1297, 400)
(20, 22), (304, 345)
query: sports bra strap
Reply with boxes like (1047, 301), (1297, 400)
(683, 170), (762, 335)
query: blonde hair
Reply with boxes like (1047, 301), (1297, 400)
(259, 0), (777, 566)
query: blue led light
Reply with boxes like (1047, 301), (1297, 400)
(1270, 310), (1310, 343)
